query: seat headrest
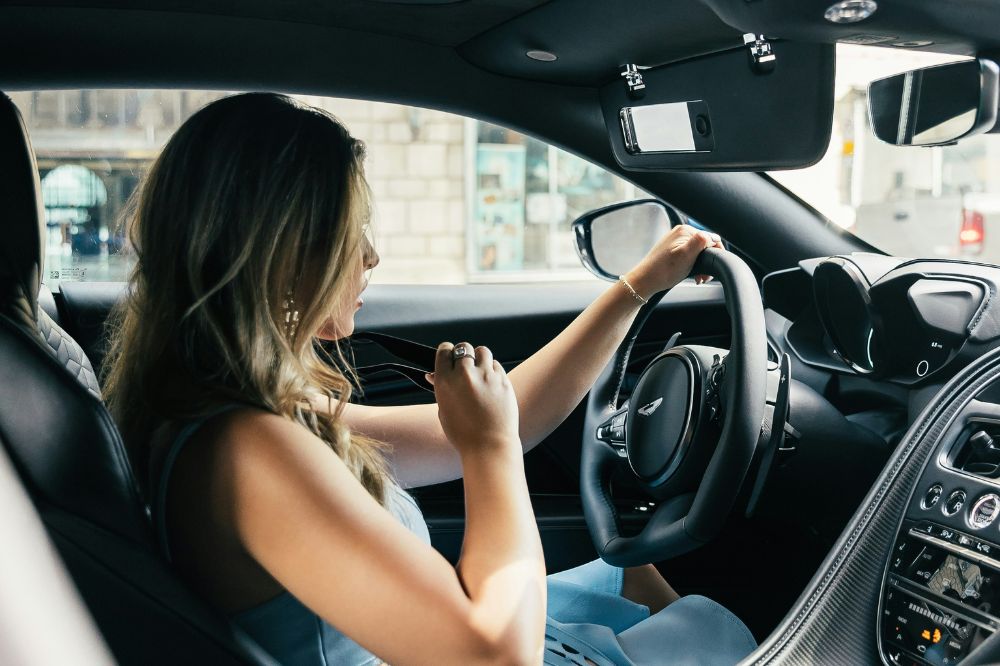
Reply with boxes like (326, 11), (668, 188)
(0, 92), (44, 331)
(0, 92), (149, 545)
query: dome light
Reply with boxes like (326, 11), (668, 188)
(824, 0), (877, 24)
(526, 50), (557, 62)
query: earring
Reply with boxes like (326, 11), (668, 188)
(282, 288), (300, 339)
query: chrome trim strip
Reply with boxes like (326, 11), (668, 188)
(908, 527), (1000, 571)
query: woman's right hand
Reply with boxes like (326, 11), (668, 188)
(424, 342), (520, 458)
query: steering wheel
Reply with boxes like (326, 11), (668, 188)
(581, 248), (768, 567)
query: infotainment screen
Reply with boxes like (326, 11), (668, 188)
(906, 547), (999, 615)
(883, 531), (1000, 664)
(927, 555), (987, 604)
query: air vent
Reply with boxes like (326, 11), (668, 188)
(952, 424), (1000, 479)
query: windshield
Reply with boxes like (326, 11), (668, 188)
(771, 44), (999, 262)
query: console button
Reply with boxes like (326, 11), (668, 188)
(922, 484), (944, 510)
(909, 547), (946, 582)
(928, 523), (959, 542)
(891, 540), (915, 572)
(974, 539), (998, 559)
(882, 588), (986, 666)
(970, 494), (1000, 530)
(944, 490), (967, 517)
(938, 527), (959, 543)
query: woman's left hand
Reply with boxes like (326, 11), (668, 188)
(623, 224), (725, 299)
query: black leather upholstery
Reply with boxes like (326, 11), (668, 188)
(0, 441), (114, 664)
(38, 283), (102, 398)
(58, 280), (125, 380)
(0, 90), (145, 543)
(0, 91), (272, 664)
(0, 313), (149, 542)
(44, 509), (275, 665)
(0, 93), (104, 399)
(0, 87), (44, 333)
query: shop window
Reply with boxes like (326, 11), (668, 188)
(469, 122), (640, 280)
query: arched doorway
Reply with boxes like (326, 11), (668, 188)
(41, 164), (109, 257)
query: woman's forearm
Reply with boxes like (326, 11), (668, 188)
(340, 227), (717, 490)
(507, 279), (645, 452)
(456, 445), (546, 664)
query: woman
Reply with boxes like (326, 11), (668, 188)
(104, 92), (757, 665)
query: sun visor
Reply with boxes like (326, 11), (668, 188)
(602, 41), (835, 172)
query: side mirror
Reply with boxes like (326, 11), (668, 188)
(571, 199), (691, 280)
(868, 58), (1000, 147)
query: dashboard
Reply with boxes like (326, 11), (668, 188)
(758, 253), (1000, 665)
(763, 254), (1000, 387)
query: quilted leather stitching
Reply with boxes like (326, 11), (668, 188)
(37, 307), (101, 400)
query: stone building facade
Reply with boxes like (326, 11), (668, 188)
(11, 90), (470, 285)
(311, 96), (468, 283)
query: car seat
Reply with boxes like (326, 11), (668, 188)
(0, 90), (275, 665)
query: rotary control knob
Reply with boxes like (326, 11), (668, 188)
(969, 493), (1000, 530)
(921, 484), (943, 510)
(944, 490), (967, 516)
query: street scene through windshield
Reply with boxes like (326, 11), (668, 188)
(772, 44), (1000, 261)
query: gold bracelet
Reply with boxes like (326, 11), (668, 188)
(619, 276), (648, 305)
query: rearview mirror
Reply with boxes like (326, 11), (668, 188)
(868, 59), (1000, 147)
(571, 200), (680, 280)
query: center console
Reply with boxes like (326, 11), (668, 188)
(879, 417), (1000, 665)
(881, 520), (999, 664)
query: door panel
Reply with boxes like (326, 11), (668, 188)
(346, 281), (730, 570)
(54, 279), (730, 572)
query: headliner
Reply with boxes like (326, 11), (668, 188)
(2, 0), (998, 89)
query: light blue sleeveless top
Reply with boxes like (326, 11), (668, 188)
(152, 403), (431, 666)
(153, 404), (759, 666)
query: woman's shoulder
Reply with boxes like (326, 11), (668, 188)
(168, 403), (360, 498)
(148, 402), (271, 461)
(147, 404), (280, 492)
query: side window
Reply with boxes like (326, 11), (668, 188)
(335, 102), (646, 283)
(13, 91), (645, 288)
(12, 90), (226, 290)
(466, 122), (641, 280)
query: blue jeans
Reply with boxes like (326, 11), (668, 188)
(544, 558), (757, 665)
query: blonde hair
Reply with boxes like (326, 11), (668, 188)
(103, 92), (391, 506)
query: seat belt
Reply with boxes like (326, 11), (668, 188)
(350, 331), (437, 393)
